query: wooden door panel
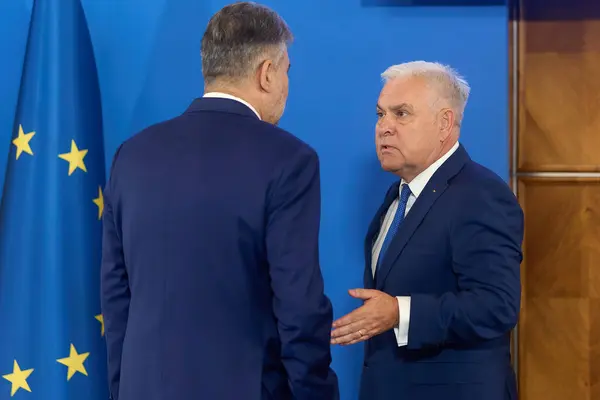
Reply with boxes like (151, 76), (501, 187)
(517, 177), (600, 399)
(517, 20), (600, 172)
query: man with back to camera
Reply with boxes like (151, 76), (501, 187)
(330, 61), (524, 400)
(100, 3), (339, 400)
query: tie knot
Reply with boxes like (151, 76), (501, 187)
(400, 184), (412, 202)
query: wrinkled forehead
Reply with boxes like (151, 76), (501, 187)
(377, 76), (434, 110)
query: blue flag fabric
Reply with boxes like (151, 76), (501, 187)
(0, 0), (108, 398)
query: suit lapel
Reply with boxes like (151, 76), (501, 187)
(374, 145), (471, 289)
(364, 181), (400, 289)
(374, 180), (448, 289)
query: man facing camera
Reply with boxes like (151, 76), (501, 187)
(331, 61), (523, 400)
(100, 3), (338, 400)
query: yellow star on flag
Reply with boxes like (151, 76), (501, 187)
(57, 344), (89, 380)
(58, 139), (88, 175)
(2, 360), (33, 397)
(12, 124), (35, 160)
(95, 314), (105, 336)
(93, 186), (104, 220)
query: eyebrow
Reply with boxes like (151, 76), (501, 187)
(377, 102), (414, 112)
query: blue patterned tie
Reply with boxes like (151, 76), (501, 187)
(377, 183), (412, 270)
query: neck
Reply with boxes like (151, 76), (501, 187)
(204, 85), (250, 102)
(204, 82), (266, 121)
(398, 135), (458, 183)
(438, 135), (458, 159)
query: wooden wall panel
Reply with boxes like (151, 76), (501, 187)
(517, 20), (600, 172)
(517, 178), (600, 400)
(513, 2), (600, 398)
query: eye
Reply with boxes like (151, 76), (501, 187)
(396, 110), (408, 117)
(376, 111), (384, 118)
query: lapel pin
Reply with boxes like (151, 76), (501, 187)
(433, 189), (436, 193)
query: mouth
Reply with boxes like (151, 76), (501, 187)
(380, 145), (394, 152)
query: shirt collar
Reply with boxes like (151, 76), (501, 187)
(203, 92), (261, 120)
(401, 141), (460, 198)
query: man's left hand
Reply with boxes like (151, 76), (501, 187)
(330, 289), (399, 345)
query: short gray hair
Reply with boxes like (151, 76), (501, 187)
(201, 2), (293, 84)
(381, 61), (470, 121)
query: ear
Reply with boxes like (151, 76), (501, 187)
(258, 59), (275, 93)
(438, 108), (455, 141)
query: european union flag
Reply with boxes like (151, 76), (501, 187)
(0, 0), (108, 398)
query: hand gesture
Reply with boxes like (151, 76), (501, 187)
(330, 289), (399, 345)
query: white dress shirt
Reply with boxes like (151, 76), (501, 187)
(371, 142), (459, 346)
(203, 92), (262, 120)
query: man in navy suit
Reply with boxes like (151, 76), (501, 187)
(330, 61), (524, 400)
(100, 3), (338, 400)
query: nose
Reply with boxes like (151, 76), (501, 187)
(376, 117), (394, 137)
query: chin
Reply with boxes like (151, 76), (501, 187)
(380, 159), (396, 171)
(380, 163), (395, 173)
(381, 162), (405, 177)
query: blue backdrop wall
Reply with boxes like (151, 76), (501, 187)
(0, 1), (508, 398)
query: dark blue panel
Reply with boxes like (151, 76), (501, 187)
(514, 0), (600, 21)
(362, 0), (506, 6)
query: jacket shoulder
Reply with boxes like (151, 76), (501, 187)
(250, 119), (318, 158)
(452, 160), (514, 196)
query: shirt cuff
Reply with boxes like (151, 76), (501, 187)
(393, 296), (411, 347)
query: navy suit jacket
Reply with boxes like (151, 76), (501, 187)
(360, 145), (524, 400)
(100, 97), (339, 400)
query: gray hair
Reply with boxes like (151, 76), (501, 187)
(381, 61), (470, 123)
(201, 2), (293, 84)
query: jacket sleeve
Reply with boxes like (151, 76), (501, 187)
(265, 147), (339, 400)
(407, 180), (524, 349)
(100, 145), (130, 400)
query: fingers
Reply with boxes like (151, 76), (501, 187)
(331, 316), (382, 345)
(343, 333), (369, 346)
(331, 320), (362, 340)
(330, 290), (388, 345)
(332, 291), (381, 328)
(349, 288), (379, 300)
(331, 326), (371, 345)
(332, 307), (365, 329)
